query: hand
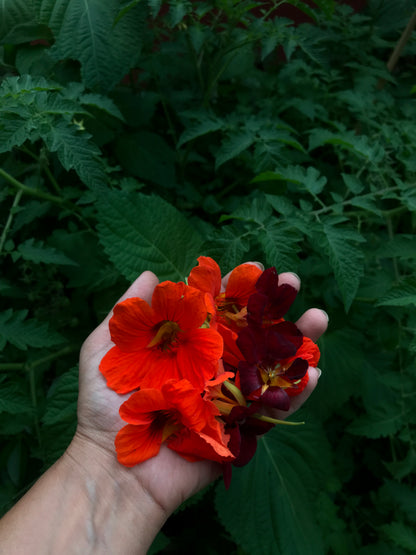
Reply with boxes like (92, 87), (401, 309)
(71, 265), (328, 518)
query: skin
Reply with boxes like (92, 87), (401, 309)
(0, 265), (328, 555)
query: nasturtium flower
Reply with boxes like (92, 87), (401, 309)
(100, 281), (223, 394)
(115, 379), (233, 466)
(236, 322), (308, 410)
(188, 256), (262, 331)
(247, 267), (298, 326)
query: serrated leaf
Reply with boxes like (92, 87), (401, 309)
(215, 422), (330, 555)
(177, 114), (223, 148)
(309, 128), (383, 161)
(0, 309), (65, 350)
(0, 0), (34, 41)
(42, 367), (78, 425)
(80, 93), (125, 121)
(322, 223), (365, 311)
(376, 278), (416, 307)
(375, 235), (416, 260)
(97, 191), (203, 281)
(347, 395), (404, 439)
(215, 131), (254, 169)
(43, 0), (147, 91)
(262, 166), (327, 195)
(259, 221), (302, 272)
(381, 522), (416, 552)
(341, 173), (364, 194)
(0, 381), (32, 415)
(310, 329), (364, 420)
(42, 120), (107, 190)
(202, 226), (250, 274)
(14, 238), (78, 266)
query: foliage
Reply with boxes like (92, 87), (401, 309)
(1, 0), (416, 552)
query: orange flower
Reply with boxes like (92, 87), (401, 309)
(100, 281), (223, 394)
(115, 379), (234, 466)
(188, 256), (262, 331)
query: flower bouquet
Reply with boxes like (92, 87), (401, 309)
(100, 257), (320, 486)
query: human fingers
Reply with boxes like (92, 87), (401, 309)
(270, 366), (321, 420)
(277, 271), (301, 292)
(296, 308), (328, 342)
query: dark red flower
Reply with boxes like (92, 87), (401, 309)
(247, 267), (298, 326)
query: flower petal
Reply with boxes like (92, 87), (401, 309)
(188, 256), (222, 299)
(152, 281), (207, 330)
(110, 297), (156, 352)
(99, 345), (155, 394)
(225, 263), (263, 306)
(115, 423), (163, 466)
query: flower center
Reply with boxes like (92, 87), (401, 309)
(147, 321), (181, 351)
(258, 363), (291, 390)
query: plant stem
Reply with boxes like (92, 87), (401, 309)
(0, 189), (22, 255)
(252, 413), (305, 426)
(0, 167), (68, 206)
(0, 345), (77, 372)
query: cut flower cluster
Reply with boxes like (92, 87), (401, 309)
(100, 257), (320, 485)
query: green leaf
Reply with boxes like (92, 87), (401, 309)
(42, 120), (107, 190)
(0, 309), (65, 350)
(41, 0), (147, 91)
(260, 166), (327, 195)
(215, 131), (254, 169)
(80, 93), (125, 121)
(322, 223), (365, 311)
(259, 222), (302, 272)
(0, 380), (32, 415)
(202, 226), (250, 275)
(310, 329), (364, 420)
(309, 128), (383, 161)
(376, 278), (416, 307)
(215, 422), (330, 555)
(381, 522), (416, 552)
(13, 238), (78, 266)
(42, 367), (78, 425)
(177, 114), (223, 148)
(341, 173), (364, 194)
(97, 191), (203, 281)
(0, 0), (34, 40)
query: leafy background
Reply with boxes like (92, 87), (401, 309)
(1, 0), (416, 553)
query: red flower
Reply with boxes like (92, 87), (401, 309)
(100, 281), (223, 394)
(188, 256), (262, 331)
(247, 267), (298, 326)
(115, 379), (233, 466)
(236, 322), (309, 410)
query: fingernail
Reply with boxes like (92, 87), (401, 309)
(320, 310), (329, 321)
(315, 368), (322, 379)
(287, 271), (300, 281)
(248, 261), (265, 271)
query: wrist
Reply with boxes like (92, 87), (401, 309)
(61, 431), (168, 554)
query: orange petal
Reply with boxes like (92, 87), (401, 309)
(188, 256), (222, 299)
(152, 281), (207, 330)
(99, 345), (155, 394)
(225, 264), (262, 306)
(176, 328), (223, 389)
(119, 388), (166, 425)
(115, 423), (163, 466)
(110, 297), (156, 352)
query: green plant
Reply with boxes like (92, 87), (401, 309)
(1, 0), (416, 552)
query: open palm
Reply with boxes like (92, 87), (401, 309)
(74, 267), (327, 516)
